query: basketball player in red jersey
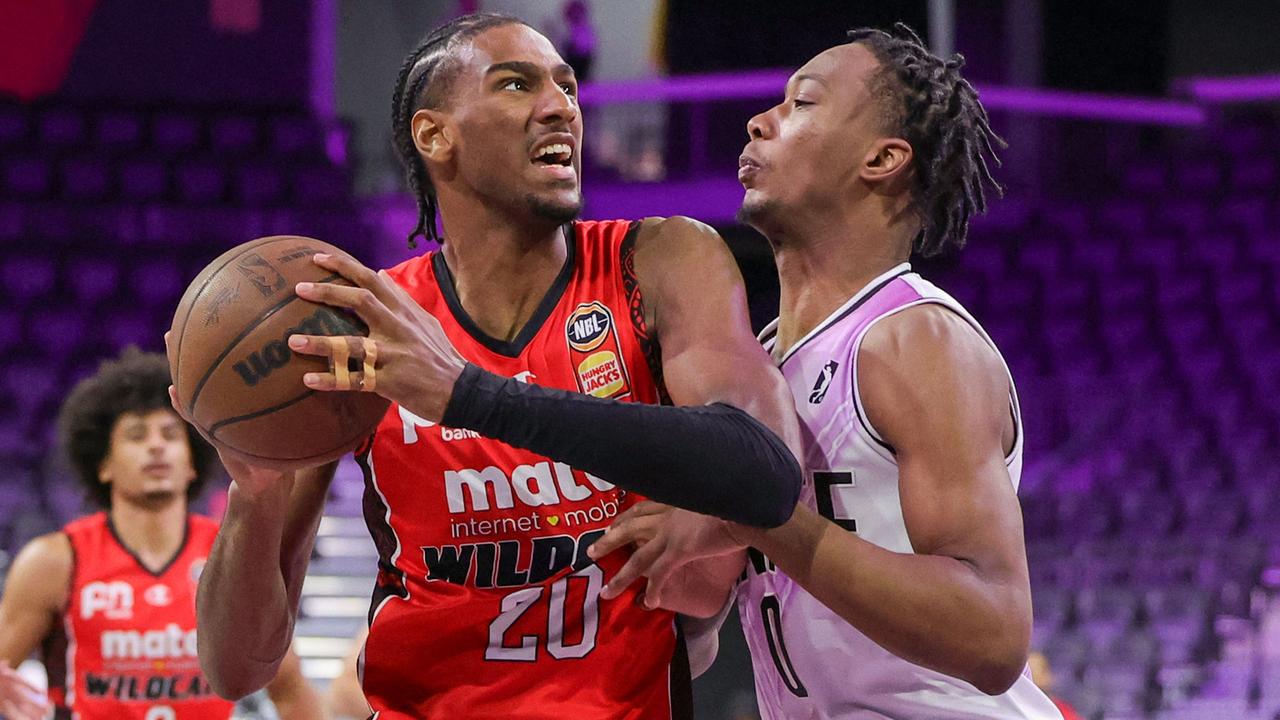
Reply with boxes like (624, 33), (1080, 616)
(187, 12), (803, 720)
(0, 349), (321, 720)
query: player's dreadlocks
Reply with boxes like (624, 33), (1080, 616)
(848, 23), (1005, 257)
(391, 13), (527, 248)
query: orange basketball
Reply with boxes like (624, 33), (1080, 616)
(169, 236), (389, 469)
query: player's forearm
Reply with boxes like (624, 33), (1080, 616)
(198, 463), (333, 698)
(198, 479), (296, 697)
(742, 506), (1029, 694)
(442, 364), (802, 526)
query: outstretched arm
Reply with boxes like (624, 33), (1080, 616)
(196, 458), (336, 699)
(738, 305), (1032, 694)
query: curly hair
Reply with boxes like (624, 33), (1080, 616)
(848, 23), (1005, 257)
(57, 347), (216, 509)
(391, 12), (528, 248)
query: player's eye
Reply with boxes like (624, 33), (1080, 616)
(559, 82), (577, 97)
(793, 99), (814, 109)
(501, 78), (529, 92)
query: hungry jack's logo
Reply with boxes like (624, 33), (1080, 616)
(565, 302), (631, 400)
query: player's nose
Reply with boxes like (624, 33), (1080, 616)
(747, 108), (774, 140)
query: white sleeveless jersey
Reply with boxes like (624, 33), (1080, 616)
(736, 264), (1061, 720)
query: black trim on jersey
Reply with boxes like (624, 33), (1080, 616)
(355, 443), (409, 623)
(106, 515), (191, 578)
(431, 222), (577, 358)
(777, 269), (910, 370)
(852, 384), (897, 455)
(669, 619), (694, 720)
(619, 221), (671, 405)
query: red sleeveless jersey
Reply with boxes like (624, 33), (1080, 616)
(357, 220), (691, 719)
(43, 512), (232, 720)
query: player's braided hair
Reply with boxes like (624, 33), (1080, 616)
(848, 23), (1005, 257)
(391, 12), (527, 248)
(58, 347), (216, 509)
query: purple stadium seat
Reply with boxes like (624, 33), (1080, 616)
(38, 109), (85, 147)
(1121, 161), (1166, 195)
(25, 309), (89, 356)
(290, 164), (349, 206)
(152, 115), (202, 155)
(96, 112), (144, 151)
(1172, 161), (1223, 196)
(0, 309), (20, 348)
(1, 256), (57, 303)
(3, 156), (54, 198)
(118, 158), (169, 202)
(67, 257), (120, 304)
(1096, 200), (1148, 236)
(0, 106), (28, 149)
(237, 164), (286, 204)
(131, 260), (183, 307)
(175, 162), (227, 204)
(3, 364), (58, 416)
(104, 315), (161, 351)
(210, 116), (260, 155)
(61, 158), (112, 201)
(268, 116), (319, 157)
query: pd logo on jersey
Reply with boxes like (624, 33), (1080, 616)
(81, 581), (133, 620)
(566, 302), (631, 399)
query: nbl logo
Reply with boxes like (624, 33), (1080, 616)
(565, 302), (631, 400)
(566, 304), (612, 352)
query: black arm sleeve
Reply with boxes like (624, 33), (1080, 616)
(441, 364), (802, 527)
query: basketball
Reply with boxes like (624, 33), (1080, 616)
(168, 236), (389, 469)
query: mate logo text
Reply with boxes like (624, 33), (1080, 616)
(565, 301), (631, 399)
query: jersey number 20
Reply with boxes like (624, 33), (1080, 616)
(486, 565), (603, 661)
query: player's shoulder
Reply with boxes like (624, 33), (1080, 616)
(61, 510), (108, 538)
(862, 302), (998, 378)
(9, 531), (74, 586)
(633, 215), (719, 247)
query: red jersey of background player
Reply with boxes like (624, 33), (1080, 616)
(43, 512), (232, 720)
(356, 219), (691, 719)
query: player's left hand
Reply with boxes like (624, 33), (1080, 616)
(589, 501), (744, 608)
(0, 663), (48, 720)
(288, 253), (467, 422)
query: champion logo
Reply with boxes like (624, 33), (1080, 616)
(809, 360), (839, 404)
(144, 584), (173, 607)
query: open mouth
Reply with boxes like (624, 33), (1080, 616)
(531, 142), (574, 167)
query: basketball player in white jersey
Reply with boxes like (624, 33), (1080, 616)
(590, 24), (1063, 719)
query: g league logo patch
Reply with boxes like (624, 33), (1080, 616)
(566, 301), (632, 400)
(809, 360), (839, 404)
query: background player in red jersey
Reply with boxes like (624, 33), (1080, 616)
(186, 12), (803, 720)
(0, 349), (321, 720)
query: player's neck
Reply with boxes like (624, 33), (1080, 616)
(770, 213), (910, 358)
(437, 205), (570, 343)
(109, 494), (188, 573)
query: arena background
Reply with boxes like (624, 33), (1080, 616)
(2, 1), (1279, 718)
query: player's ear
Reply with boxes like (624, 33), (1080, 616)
(412, 109), (454, 166)
(860, 137), (913, 187)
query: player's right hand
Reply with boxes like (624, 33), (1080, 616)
(0, 663), (48, 720)
(589, 501), (744, 609)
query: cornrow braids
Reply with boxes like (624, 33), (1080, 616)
(848, 23), (1006, 257)
(391, 13), (527, 248)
